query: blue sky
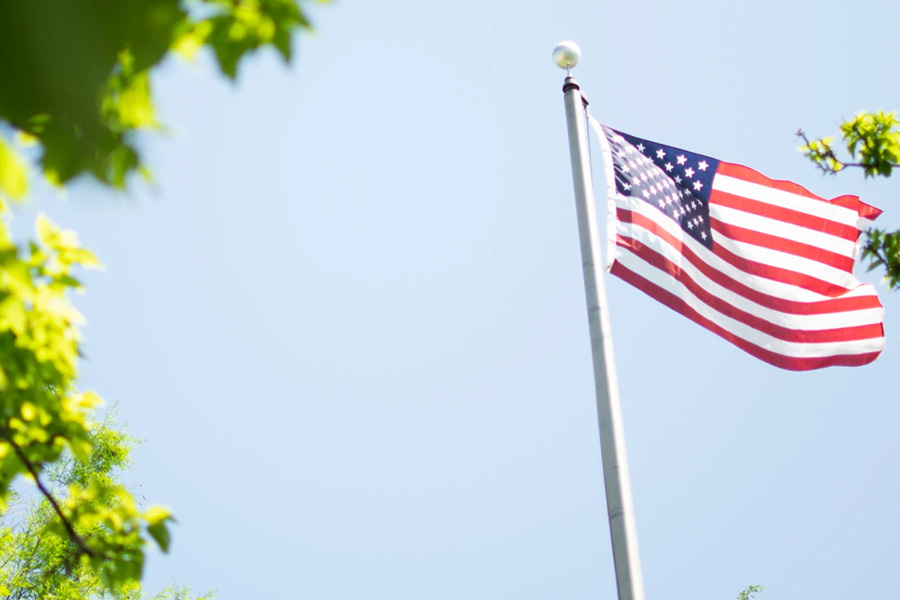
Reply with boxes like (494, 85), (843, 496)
(23, 0), (900, 598)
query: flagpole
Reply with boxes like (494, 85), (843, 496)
(554, 41), (646, 600)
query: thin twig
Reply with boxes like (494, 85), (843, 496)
(833, 162), (900, 168)
(9, 441), (95, 558)
(796, 129), (841, 174)
(796, 129), (813, 145)
(796, 129), (900, 171)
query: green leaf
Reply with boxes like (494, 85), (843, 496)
(174, 20), (214, 60)
(145, 504), (171, 525)
(147, 521), (172, 553)
(0, 138), (28, 201)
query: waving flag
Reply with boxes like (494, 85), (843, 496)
(591, 118), (885, 370)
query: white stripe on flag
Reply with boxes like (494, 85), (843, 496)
(710, 203), (857, 259)
(614, 220), (883, 331)
(612, 251), (884, 358)
(616, 195), (854, 302)
(712, 173), (858, 225)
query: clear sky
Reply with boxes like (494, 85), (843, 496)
(23, 0), (900, 598)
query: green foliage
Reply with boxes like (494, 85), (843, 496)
(0, 211), (173, 593)
(799, 111), (900, 291)
(0, 416), (213, 599)
(0, 0), (325, 594)
(799, 111), (900, 177)
(840, 111), (900, 178)
(736, 585), (765, 600)
(0, 137), (29, 203)
(0, 0), (324, 190)
(862, 227), (900, 290)
(191, 0), (313, 79)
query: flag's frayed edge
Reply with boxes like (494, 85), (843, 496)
(589, 115), (619, 272)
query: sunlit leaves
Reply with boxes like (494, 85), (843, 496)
(104, 64), (160, 132)
(58, 478), (173, 588)
(841, 111), (900, 177)
(147, 505), (174, 553)
(862, 227), (900, 290)
(799, 111), (900, 176)
(0, 0), (185, 187)
(0, 137), (28, 204)
(198, 0), (314, 78)
(0, 210), (180, 593)
(797, 134), (844, 174)
(736, 586), (765, 600)
(799, 111), (900, 291)
(0, 0), (322, 188)
(0, 0), (324, 594)
(174, 20), (215, 60)
(0, 416), (198, 599)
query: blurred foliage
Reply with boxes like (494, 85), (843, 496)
(799, 111), (900, 290)
(0, 416), (214, 600)
(0, 0), (325, 190)
(0, 0), (325, 594)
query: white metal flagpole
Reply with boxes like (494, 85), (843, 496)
(553, 41), (646, 600)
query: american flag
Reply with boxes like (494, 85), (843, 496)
(591, 118), (885, 370)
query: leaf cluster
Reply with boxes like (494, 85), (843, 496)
(735, 585), (765, 600)
(799, 111), (900, 291)
(0, 416), (212, 600)
(841, 111), (900, 177)
(0, 213), (174, 593)
(186, 0), (314, 79)
(798, 111), (900, 177)
(0, 0), (323, 191)
(862, 228), (900, 290)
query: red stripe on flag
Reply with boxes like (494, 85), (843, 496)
(859, 201), (883, 221)
(718, 162), (835, 202)
(618, 208), (858, 299)
(609, 260), (882, 370)
(718, 163), (873, 220)
(709, 189), (859, 242)
(711, 240), (851, 297)
(614, 235), (882, 343)
(709, 217), (855, 272)
(828, 194), (863, 210)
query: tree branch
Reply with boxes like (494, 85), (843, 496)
(797, 128), (900, 173)
(796, 128), (842, 174)
(8, 441), (95, 558)
(828, 161), (900, 169)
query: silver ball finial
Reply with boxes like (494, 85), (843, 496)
(552, 40), (581, 70)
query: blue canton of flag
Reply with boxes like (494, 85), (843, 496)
(605, 128), (719, 249)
